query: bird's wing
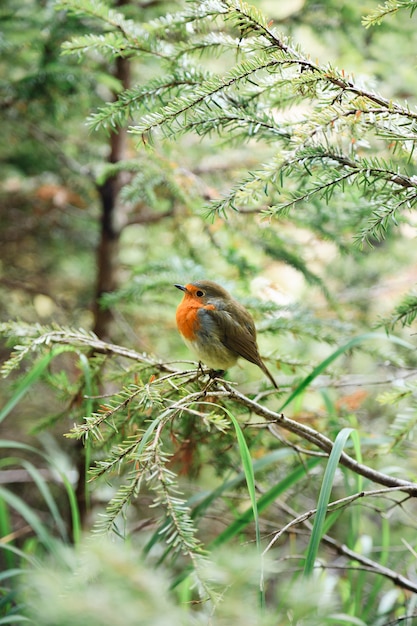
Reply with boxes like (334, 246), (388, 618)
(204, 307), (261, 366)
(203, 305), (279, 389)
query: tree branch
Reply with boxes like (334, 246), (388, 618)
(274, 497), (417, 594)
(219, 381), (417, 493)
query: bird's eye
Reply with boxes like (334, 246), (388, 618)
(196, 290), (205, 297)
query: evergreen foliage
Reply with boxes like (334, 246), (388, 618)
(2, 0), (417, 623)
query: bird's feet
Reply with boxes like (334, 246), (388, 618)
(196, 362), (225, 381)
(196, 364), (226, 394)
(208, 368), (226, 380)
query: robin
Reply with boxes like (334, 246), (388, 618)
(175, 280), (278, 389)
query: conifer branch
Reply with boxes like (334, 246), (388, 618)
(362, 0), (417, 28)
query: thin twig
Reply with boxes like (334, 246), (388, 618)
(219, 381), (417, 493)
(274, 499), (417, 594)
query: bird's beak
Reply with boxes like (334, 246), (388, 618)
(174, 284), (187, 293)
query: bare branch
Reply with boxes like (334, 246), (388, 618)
(219, 381), (417, 493)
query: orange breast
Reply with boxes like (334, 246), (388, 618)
(176, 301), (201, 340)
(176, 300), (215, 340)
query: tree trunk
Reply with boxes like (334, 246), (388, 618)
(76, 51), (131, 526)
(93, 55), (130, 339)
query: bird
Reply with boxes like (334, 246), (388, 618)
(174, 280), (278, 389)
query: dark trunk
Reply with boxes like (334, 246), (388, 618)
(76, 52), (131, 527)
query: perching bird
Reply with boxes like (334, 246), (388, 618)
(175, 280), (278, 388)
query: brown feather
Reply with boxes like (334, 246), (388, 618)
(204, 305), (279, 390)
(176, 280), (279, 389)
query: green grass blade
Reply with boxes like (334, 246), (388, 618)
(0, 441), (47, 455)
(0, 487), (56, 552)
(210, 457), (322, 549)
(279, 332), (415, 412)
(0, 495), (14, 569)
(61, 472), (81, 545)
(147, 450), (292, 560)
(0, 440), (80, 545)
(0, 617), (31, 624)
(0, 569), (29, 583)
(0, 543), (39, 568)
(304, 428), (355, 577)
(78, 353), (94, 512)
(322, 508), (343, 535)
(227, 409), (266, 608)
(349, 429), (363, 493)
(135, 417), (160, 459)
(221, 407), (261, 550)
(0, 456), (71, 543)
(190, 449), (292, 520)
(361, 516), (390, 621)
(20, 460), (68, 542)
(0, 347), (69, 424)
(169, 455), (321, 592)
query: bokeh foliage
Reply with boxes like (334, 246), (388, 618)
(1, 0), (417, 624)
